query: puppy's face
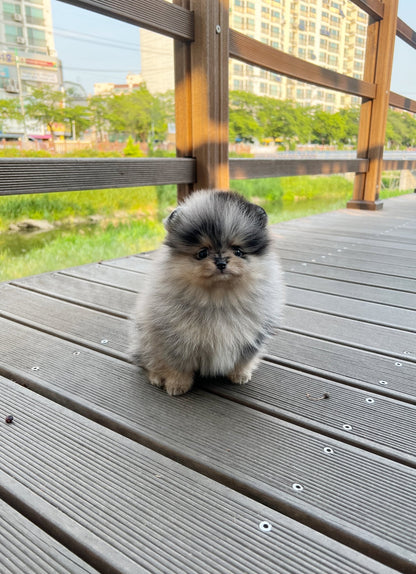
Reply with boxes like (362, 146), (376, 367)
(163, 191), (270, 290)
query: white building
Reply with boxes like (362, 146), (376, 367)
(0, 0), (62, 137)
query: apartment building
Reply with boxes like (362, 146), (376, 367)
(141, 0), (367, 112)
(0, 0), (62, 135)
(230, 0), (367, 111)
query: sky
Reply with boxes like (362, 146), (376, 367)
(51, 0), (416, 98)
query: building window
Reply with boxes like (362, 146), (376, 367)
(3, 2), (22, 21)
(27, 27), (47, 47)
(25, 6), (45, 26)
(5, 24), (21, 44)
(328, 55), (338, 66)
(247, 18), (255, 31)
(233, 15), (244, 28)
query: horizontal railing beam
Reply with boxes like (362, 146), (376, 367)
(389, 91), (416, 113)
(383, 158), (416, 171)
(396, 17), (416, 50)
(229, 30), (376, 99)
(0, 158), (195, 196)
(229, 158), (369, 180)
(60, 0), (194, 41)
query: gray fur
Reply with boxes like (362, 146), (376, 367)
(130, 189), (285, 396)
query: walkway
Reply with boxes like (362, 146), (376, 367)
(0, 194), (415, 573)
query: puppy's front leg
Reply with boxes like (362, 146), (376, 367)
(148, 367), (194, 396)
(227, 355), (260, 385)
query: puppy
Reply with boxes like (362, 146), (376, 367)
(130, 189), (284, 396)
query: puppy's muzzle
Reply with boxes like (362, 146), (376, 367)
(214, 257), (228, 271)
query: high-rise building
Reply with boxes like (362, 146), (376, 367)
(230, 0), (366, 111)
(0, 0), (62, 136)
(140, 0), (366, 111)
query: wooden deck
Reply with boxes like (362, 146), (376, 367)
(0, 194), (415, 573)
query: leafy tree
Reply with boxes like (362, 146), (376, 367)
(312, 109), (345, 146)
(229, 91), (264, 142)
(0, 98), (22, 132)
(259, 98), (311, 149)
(337, 107), (360, 145)
(24, 85), (68, 140)
(87, 95), (110, 142)
(105, 84), (167, 144)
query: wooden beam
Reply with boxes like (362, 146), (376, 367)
(174, 0), (229, 194)
(389, 92), (416, 114)
(383, 159), (416, 171)
(59, 0), (194, 41)
(396, 17), (416, 50)
(348, 0), (399, 211)
(229, 31), (376, 99)
(230, 159), (369, 180)
(0, 158), (195, 196)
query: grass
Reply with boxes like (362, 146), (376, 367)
(0, 175), (412, 281)
(0, 219), (165, 281)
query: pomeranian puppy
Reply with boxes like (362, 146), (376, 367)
(130, 189), (284, 396)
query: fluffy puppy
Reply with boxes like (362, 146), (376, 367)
(130, 189), (284, 396)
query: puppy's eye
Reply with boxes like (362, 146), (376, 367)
(232, 247), (244, 258)
(196, 248), (209, 260)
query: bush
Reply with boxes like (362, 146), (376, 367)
(123, 137), (144, 157)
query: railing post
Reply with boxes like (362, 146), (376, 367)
(348, 0), (399, 210)
(174, 0), (229, 200)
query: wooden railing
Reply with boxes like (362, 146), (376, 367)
(1, 0), (415, 211)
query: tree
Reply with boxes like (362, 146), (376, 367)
(24, 85), (74, 140)
(0, 98), (22, 132)
(259, 98), (311, 149)
(105, 84), (167, 144)
(229, 91), (264, 142)
(87, 95), (110, 142)
(311, 109), (345, 146)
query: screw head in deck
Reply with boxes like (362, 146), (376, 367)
(258, 521), (272, 532)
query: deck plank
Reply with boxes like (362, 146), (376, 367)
(0, 498), (98, 573)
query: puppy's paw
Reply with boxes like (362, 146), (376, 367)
(147, 369), (194, 396)
(228, 370), (252, 385)
(164, 372), (194, 396)
(228, 356), (259, 385)
(148, 372), (165, 388)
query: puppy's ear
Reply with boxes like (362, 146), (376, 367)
(164, 207), (182, 230)
(252, 204), (268, 227)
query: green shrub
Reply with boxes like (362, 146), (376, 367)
(123, 136), (144, 157)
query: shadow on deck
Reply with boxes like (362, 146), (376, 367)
(0, 194), (415, 573)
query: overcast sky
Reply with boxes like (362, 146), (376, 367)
(51, 0), (416, 98)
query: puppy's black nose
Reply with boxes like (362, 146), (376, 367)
(215, 257), (227, 271)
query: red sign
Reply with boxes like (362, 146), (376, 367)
(21, 58), (57, 68)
